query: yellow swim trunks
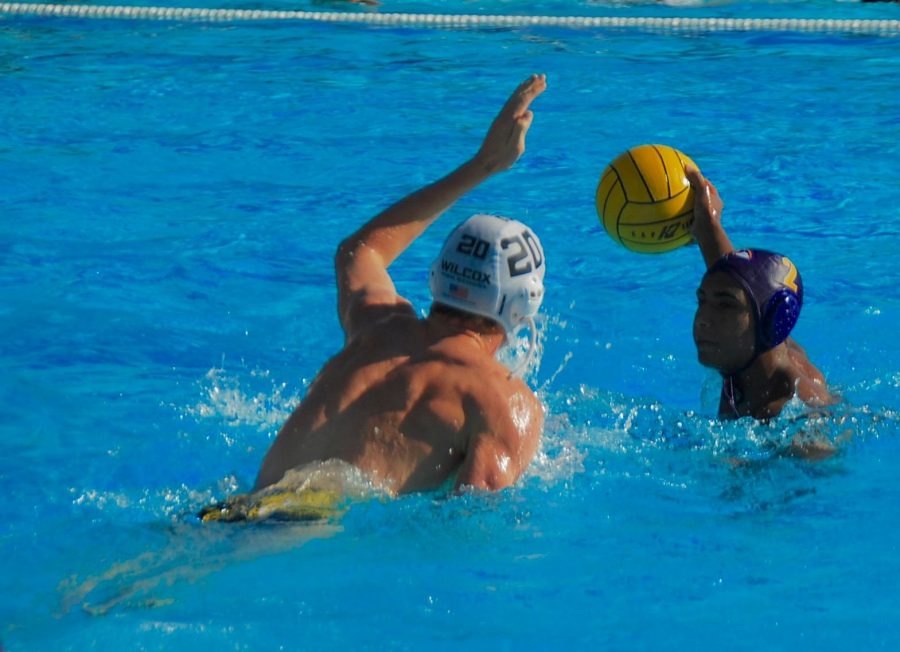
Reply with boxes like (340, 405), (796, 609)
(199, 487), (344, 523)
(199, 459), (385, 523)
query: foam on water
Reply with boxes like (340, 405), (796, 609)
(184, 366), (303, 433)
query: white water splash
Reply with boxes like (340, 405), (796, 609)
(70, 475), (242, 519)
(182, 366), (303, 432)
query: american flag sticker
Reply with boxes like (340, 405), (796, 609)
(449, 283), (469, 300)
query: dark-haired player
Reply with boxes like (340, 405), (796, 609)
(685, 166), (836, 458)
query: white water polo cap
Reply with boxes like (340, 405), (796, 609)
(430, 214), (546, 336)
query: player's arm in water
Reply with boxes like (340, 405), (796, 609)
(334, 74), (547, 342)
(781, 337), (839, 459)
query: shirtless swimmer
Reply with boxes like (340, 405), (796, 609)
(250, 74), (549, 496)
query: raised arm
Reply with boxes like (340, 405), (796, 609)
(685, 165), (734, 268)
(335, 74), (547, 341)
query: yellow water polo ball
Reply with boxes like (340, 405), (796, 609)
(596, 144), (697, 254)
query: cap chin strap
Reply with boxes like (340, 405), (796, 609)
(719, 347), (759, 417)
(722, 373), (743, 418)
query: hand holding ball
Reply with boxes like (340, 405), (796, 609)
(596, 144), (697, 254)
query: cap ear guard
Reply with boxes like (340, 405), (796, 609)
(760, 289), (801, 349)
(499, 272), (545, 335)
(706, 249), (803, 354)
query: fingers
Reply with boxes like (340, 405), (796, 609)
(685, 164), (722, 206)
(474, 75), (545, 174)
(515, 110), (535, 134)
(502, 73), (546, 119)
(684, 164), (704, 190)
(505, 111), (534, 159)
(513, 73), (547, 101)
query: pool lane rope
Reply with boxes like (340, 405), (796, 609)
(1, 2), (900, 34)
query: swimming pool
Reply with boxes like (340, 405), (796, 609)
(2, 0), (899, 648)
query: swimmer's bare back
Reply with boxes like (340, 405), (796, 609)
(254, 310), (542, 495)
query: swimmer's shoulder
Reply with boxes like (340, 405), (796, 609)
(344, 299), (419, 344)
(470, 364), (541, 426)
(786, 339), (827, 384)
(779, 339), (832, 406)
(750, 369), (832, 422)
(425, 344), (535, 404)
(346, 308), (424, 351)
(795, 373), (835, 409)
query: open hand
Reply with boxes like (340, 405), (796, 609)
(474, 74), (547, 175)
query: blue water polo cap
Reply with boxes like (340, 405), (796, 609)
(705, 248), (803, 351)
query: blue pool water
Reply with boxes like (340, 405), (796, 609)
(2, 1), (899, 649)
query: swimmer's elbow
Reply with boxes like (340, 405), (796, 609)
(335, 234), (387, 279)
(454, 456), (519, 493)
(454, 473), (514, 494)
(335, 236), (359, 270)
